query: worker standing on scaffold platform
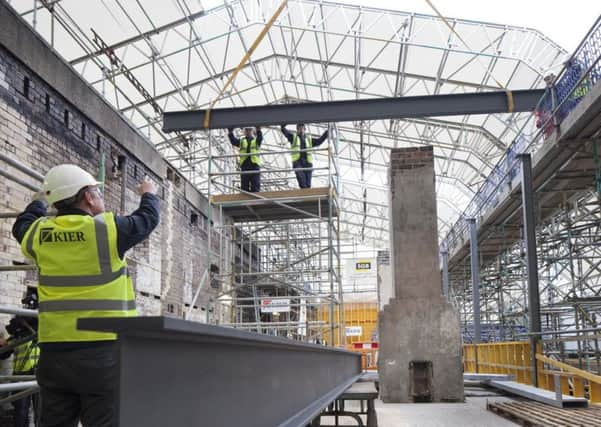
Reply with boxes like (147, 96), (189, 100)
(12, 164), (160, 427)
(228, 126), (262, 192)
(280, 123), (328, 189)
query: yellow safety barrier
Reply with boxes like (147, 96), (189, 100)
(346, 344), (378, 371)
(537, 354), (601, 404)
(318, 302), (377, 347)
(463, 342), (535, 384)
(464, 342), (601, 404)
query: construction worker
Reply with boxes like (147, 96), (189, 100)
(11, 164), (160, 427)
(565, 59), (590, 100)
(0, 287), (40, 427)
(280, 123), (328, 189)
(228, 126), (262, 192)
(535, 73), (556, 138)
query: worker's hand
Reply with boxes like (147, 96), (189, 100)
(0, 337), (7, 347)
(137, 176), (157, 196)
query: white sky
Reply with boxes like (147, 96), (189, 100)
(196, 0), (600, 53)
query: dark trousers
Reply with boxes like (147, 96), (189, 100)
(37, 344), (117, 427)
(293, 160), (313, 189)
(241, 168), (261, 192)
(12, 375), (39, 427)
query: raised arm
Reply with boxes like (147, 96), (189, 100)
(255, 127), (263, 147)
(12, 198), (47, 244)
(227, 128), (240, 147)
(114, 177), (160, 258)
(312, 129), (329, 147)
(280, 124), (294, 143)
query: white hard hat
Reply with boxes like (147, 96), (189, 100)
(43, 164), (101, 206)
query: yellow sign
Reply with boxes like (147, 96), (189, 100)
(355, 260), (372, 272)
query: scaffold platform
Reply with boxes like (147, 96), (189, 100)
(211, 187), (337, 221)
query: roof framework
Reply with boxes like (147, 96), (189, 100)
(16, 0), (568, 250)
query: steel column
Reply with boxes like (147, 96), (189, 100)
(468, 218), (481, 345)
(519, 153), (542, 387)
(79, 317), (361, 427)
(163, 89), (545, 131)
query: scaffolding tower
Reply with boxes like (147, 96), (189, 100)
(206, 126), (344, 345)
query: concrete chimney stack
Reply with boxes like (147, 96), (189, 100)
(378, 146), (464, 403)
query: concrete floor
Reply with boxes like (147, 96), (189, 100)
(373, 397), (516, 426)
(320, 389), (517, 426)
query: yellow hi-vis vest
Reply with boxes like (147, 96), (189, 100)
(239, 137), (261, 166)
(20, 212), (136, 343)
(572, 78), (590, 99)
(13, 340), (39, 373)
(291, 134), (312, 164)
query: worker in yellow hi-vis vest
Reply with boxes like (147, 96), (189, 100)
(0, 287), (40, 427)
(12, 164), (160, 427)
(280, 123), (329, 188)
(228, 126), (262, 192)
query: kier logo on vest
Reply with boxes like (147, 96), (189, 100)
(39, 228), (86, 244)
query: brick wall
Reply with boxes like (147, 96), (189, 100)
(0, 44), (227, 372)
(390, 146), (434, 170)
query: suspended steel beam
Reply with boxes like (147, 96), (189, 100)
(79, 317), (361, 427)
(163, 89), (544, 131)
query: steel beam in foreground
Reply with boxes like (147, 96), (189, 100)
(79, 316), (361, 427)
(163, 89), (545, 131)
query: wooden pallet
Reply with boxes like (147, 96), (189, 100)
(488, 400), (601, 426)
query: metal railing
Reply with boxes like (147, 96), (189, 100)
(441, 16), (601, 255)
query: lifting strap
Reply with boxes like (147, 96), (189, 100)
(203, 0), (289, 129)
(424, 0), (514, 112)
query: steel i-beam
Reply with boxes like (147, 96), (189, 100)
(163, 89), (545, 131)
(79, 317), (361, 427)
